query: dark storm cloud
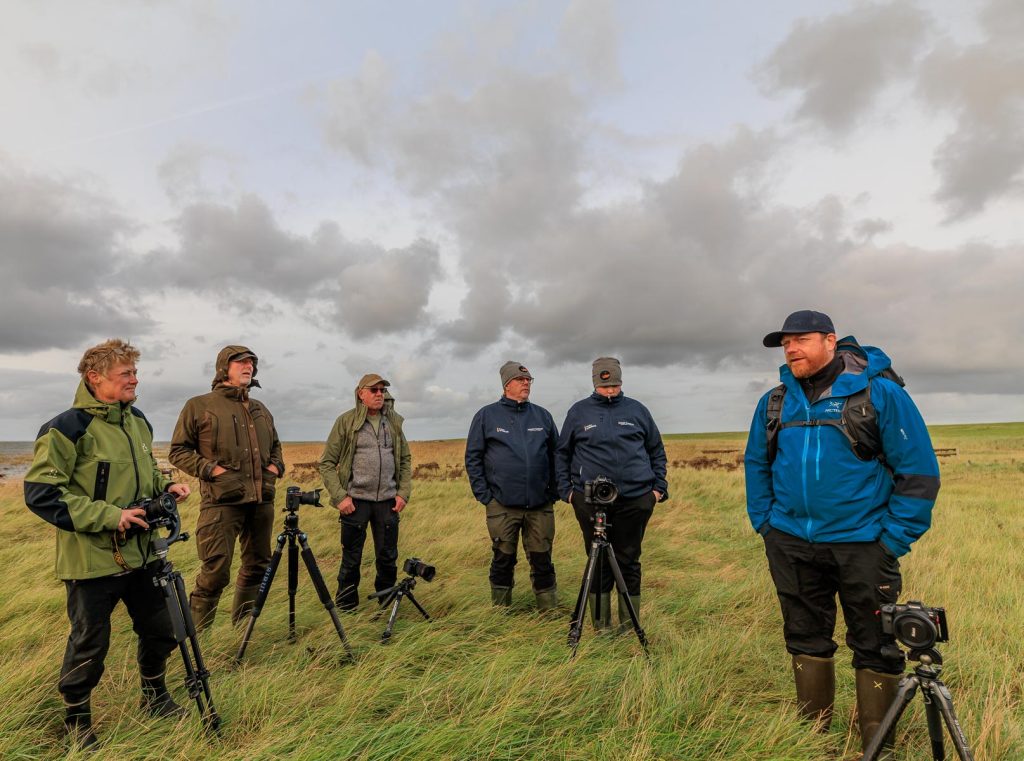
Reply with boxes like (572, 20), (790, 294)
(917, 0), (1024, 219)
(0, 163), (154, 352)
(127, 194), (442, 337)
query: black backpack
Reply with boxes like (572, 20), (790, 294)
(765, 338), (904, 466)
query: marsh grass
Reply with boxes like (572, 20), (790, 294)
(0, 426), (1020, 759)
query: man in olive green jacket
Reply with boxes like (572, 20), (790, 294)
(319, 374), (412, 609)
(24, 339), (191, 748)
(170, 345), (284, 630)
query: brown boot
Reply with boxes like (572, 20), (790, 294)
(856, 668), (901, 753)
(230, 584), (261, 626)
(792, 655), (835, 731)
(189, 593), (219, 632)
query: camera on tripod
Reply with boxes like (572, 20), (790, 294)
(285, 486), (322, 511)
(583, 475), (618, 506)
(124, 492), (180, 536)
(403, 557), (436, 581)
(881, 600), (949, 650)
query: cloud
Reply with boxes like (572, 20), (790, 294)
(757, 1), (931, 133)
(0, 163), (154, 352)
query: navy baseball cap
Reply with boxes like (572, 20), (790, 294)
(762, 310), (835, 347)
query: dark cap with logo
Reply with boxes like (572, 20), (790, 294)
(500, 361), (533, 388)
(592, 356), (622, 387)
(762, 310), (836, 347)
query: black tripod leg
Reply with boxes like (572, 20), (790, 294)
(234, 533), (287, 663)
(287, 534), (299, 642)
(863, 675), (921, 761)
(381, 590), (404, 644)
(403, 591), (431, 621)
(929, 681), (975, 761)
(297, 535), (354, 661)
(603, 542), (649, 656)
(170, 570), (221, 732)
(568, 540), (601, 655)
(924, 685), (947, 760)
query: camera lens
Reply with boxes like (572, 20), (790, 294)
(894, 611), (938, 649)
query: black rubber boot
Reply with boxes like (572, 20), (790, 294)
(856, 668), (901, 755)
(792, 655), (835, 731)
(141, 671), (189, 719)
(63, 696), (98, 750)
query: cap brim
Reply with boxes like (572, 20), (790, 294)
(762, 331), (785, 348)
(231, 351), (258, 361)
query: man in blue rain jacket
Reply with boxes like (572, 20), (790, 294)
(744, 310), (940, 753)
(465, 361), (560, 610)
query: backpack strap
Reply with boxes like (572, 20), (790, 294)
(765, 384), (786, 464)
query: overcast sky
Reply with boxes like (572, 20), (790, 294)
(2, 0), (1022, 442)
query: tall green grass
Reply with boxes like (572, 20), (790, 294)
(0, 427), (1019, 760)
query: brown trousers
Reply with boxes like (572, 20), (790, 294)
(191, 501), (275, 605)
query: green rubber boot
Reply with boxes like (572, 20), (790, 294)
(231, 584), (261, 626)
(792, 655), (835, 731)
(856, 668), (901, 755)
(616, 593), (641, 635)
(491, 585), (512, 606)
(535, 586), (558, 611)
(589, 593), (612, 630)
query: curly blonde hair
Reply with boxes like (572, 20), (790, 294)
(77, 338), (141, 379)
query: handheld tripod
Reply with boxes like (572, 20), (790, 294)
(567, 507), (649, 658)
(367, 575), (431, 643)
(150, 531), (221, 733)
(234, 502), (353, 663)
(862, 648), (974, 761)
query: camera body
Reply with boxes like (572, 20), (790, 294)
(285, 486), (322, 511)
(402, 557), (436, 582)
(124, 492), (179, 536)
(881, 600), (949, 650)
(583, 475), (618, 506)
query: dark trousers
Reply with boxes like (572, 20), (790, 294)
(191, 501), (275, 606)
(763, 528), (904, 673)
(59, 566), (177, 702)
(571, 491), (656, 596)
(486, 501), (556, 591)
(336, 498), (400, 609)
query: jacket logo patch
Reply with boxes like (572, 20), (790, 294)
(527, 427), (544, 432)
(583, 424), (597, 431)
(824, 401), (843, 416)
(617, 420), (635, 426)
(600, 370), (611, 380)
(496, 427), (510, 434)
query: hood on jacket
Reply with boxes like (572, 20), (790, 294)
(73, 378), (132, 424)
(212, 344), (261, 390)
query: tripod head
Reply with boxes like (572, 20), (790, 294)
(593, 509), (609, 539)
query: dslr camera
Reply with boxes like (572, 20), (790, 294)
(403, 557), (436, 582)
(583, 475), (618, 506)
(880, 600), (949, 650)
(285, 486), (322, 511)
(124, 492), (179, 536)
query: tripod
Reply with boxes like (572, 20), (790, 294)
(234, 504), (353, 663)
(567, 508), (649, 658)
(367, 575), (431, 644)
(150, 532), (221, 733)
(863, 649), (974, 761)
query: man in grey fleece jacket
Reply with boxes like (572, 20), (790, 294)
(319, 373), (412, 610)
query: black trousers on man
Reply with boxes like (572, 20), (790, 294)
(59, 565), (177, 703)
(336, 497), (400, 610)
(571, 491), (655, 596)
(763, 527), (904, 673)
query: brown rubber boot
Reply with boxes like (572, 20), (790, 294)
(491, 585), (512, 606)
(189, 593), (219, 632)
(856, 668), (902, 754)
(230, 584), (261, 626)
(534, 586), (558, 611)
(792, 655), (835, 731)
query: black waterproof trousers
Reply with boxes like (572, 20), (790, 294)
(571, 491), (655, 596)
(336, 498), (400, 609)
(763, 527), (904, 673)
(59, 565), (177, 702)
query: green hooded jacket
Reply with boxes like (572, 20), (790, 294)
(24, 380), (173, 580)
(168, 345), (284, 507)
(319, 387), (412, 508)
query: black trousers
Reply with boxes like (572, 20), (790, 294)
(763, 528), (904, 673)
(571, 491), (656, 596)
(59, 565), (177, 702)
(336, 498), (400, 609)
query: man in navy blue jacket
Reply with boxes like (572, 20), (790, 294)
(555, 357), (668, 632)
(465, 362), (560, 609)
(744, 310), (940, 753)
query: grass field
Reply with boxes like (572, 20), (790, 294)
(0, 424), (1021, 760)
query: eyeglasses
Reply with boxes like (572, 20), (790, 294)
(365, 387), (387, 395)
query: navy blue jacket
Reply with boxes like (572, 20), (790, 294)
(744, 338), (940, 557)
(464, 397), (559, 508)
(555, 392), (668, 501)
